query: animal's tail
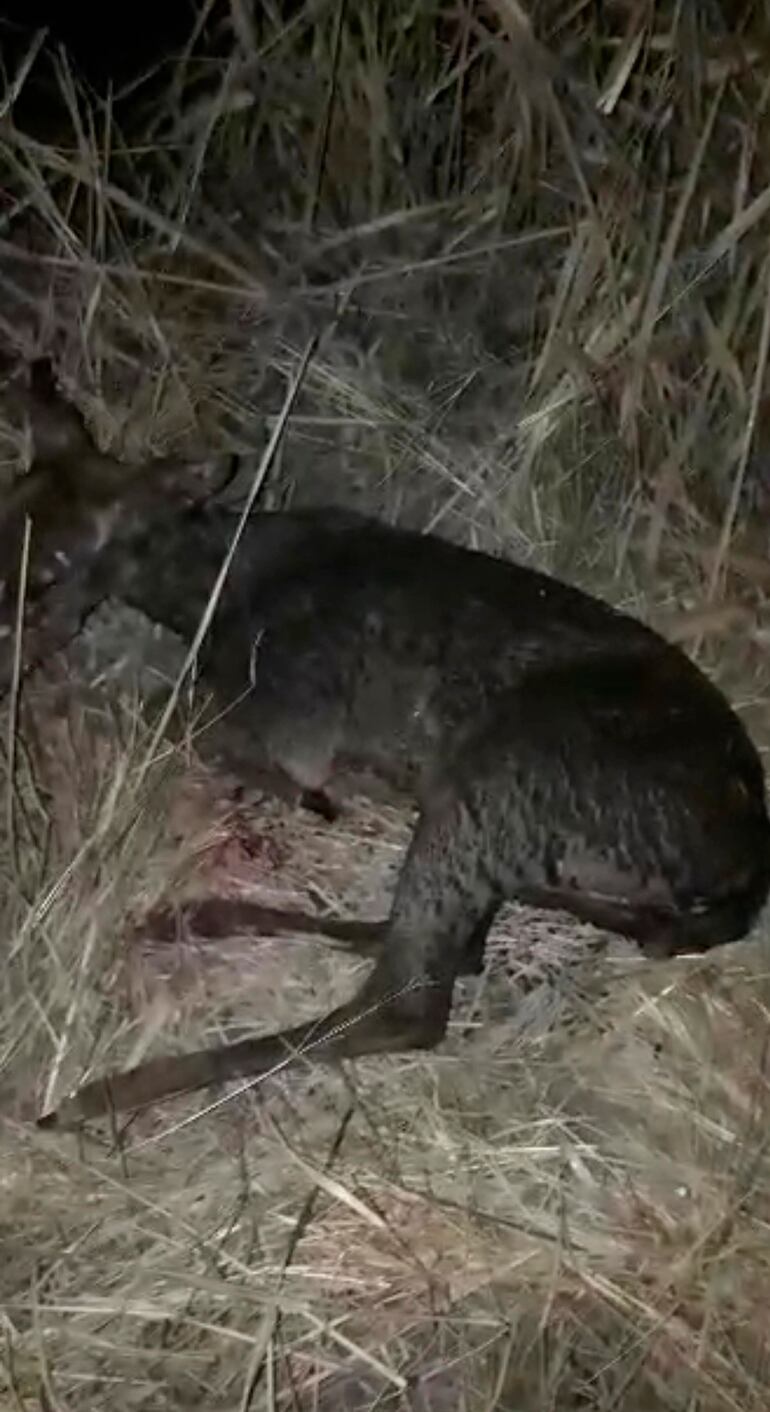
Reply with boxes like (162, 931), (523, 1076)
(681, 851), (770, 954)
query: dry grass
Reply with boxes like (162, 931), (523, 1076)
(3, 1), (770, 1407)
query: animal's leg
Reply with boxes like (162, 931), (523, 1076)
(461, 904), (498, 975)
(447, 663), (770, 958)
(38, 789), (498, 1128)
(139, 896), (388, 954)
(140, 894), (492, 974)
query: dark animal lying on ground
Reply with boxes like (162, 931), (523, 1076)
(1, 361), (768, 1130)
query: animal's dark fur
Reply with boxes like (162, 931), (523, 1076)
(2, 363), (768, 1129)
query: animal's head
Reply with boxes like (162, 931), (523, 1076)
(0, 358), (231, 689)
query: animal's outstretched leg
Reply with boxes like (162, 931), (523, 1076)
(139, 895), (494, 971)
(139, 896), (389, 954)
(37, 790), (499, 1128)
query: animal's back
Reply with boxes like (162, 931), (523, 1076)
(94, 503), (661, 780)
(183, 510), (758, 790)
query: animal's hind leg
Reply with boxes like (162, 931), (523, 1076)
(38, 788), (498, 1128)
(462, 904), (498, 975)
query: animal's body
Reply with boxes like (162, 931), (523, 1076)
(2, 365), (768, 1127)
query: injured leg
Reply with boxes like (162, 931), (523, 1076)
(139, 896), (388, 955)
(37, 791), (497, 1129)
(139, 895), (497, 976)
